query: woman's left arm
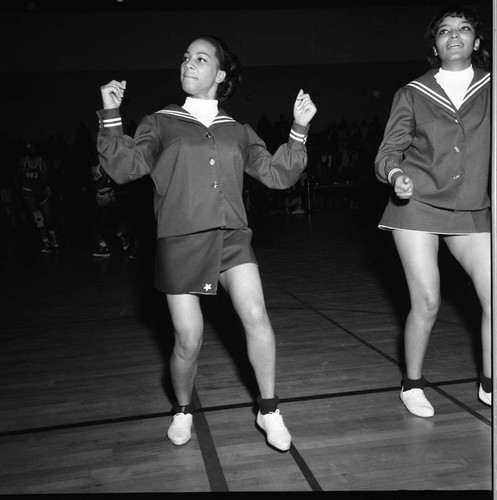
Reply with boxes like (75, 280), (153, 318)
(244, 90), (317, 189)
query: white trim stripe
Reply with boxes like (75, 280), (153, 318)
(155, 109), (237, 126)
(102, 117), (122, 128)
(211, 117), (236, 124)
(467, 73), (491, 93)
(156, 110), (195, 119)
(387, 168), (403, 184)
(408, 81), (452, 105)
(407, 81), (456, 113)
(290, 129), (306, 142)
(462, 73), (491, 105)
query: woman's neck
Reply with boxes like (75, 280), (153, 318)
(440, 61), (472, 72)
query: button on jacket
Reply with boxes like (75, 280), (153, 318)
(375, 68), (490, 211)
(97, 105), (309, 238)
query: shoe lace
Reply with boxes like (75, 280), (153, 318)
(405, 389), (431, 406)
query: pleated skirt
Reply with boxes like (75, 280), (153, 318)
(378, 197), (490, 234)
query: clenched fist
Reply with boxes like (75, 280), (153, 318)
(100, 80), (127, 110)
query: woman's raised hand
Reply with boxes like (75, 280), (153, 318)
(100, 80), (127, 110)
(293, 89), (317, 127)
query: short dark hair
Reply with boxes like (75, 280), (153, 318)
(196, 35), (241, 101)
(425, 4), (490, 69)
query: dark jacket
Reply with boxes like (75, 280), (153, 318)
(375, 68), (490, 211)
(97, 105), (309, 238)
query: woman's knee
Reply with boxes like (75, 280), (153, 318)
(174, 331), (203, 359)
(427, 289), (441, 312)
(413, 292), (440, 318)
(239, 301), (269, 328)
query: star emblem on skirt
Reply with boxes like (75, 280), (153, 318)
(203, 283), (212, 292)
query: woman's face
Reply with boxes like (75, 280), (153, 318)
(434, 15), (480, 70)
(180, 39), (226, 99)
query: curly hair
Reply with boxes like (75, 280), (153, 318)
(195, 35), (241, 102)
(425, 4), (491, 70)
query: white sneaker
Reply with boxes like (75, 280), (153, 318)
(400, 388), (434, 417)
(256, 409), (291, 451)
(167, 412), (193, 445)
(478, 384), (492, 406)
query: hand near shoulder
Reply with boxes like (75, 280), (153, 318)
(100, 80), (127, 109)
(394, 174), (413, 199)
(293, 89), (317, 127)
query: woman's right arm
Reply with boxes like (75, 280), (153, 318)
(97, 80), (158, 184)
(374, 88), (415, 187)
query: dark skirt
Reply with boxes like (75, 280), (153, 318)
(154, 227), (257, 295)
(378, 197), (490, 234)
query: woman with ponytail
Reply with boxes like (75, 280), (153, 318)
(97, 35), (317, 450)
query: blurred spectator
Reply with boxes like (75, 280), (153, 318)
(89, 159), (137, 259)
(16, 142), (59, 253)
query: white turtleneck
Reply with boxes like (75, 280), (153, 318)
(182, 96), (219, 127)
(434, 65), (474, 109)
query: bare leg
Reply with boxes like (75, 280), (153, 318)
(166, 293), (204, 406)
(219, 263), (276, 398)
(220, 263), (292, 450)
(392, 230), (441, 380)
(445, 232), (491, 378)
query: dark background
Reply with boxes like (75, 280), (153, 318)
(0, 0), (492, 146)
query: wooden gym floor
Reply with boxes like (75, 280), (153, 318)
(0, 207), (492, 497)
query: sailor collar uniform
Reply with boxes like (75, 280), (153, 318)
(155, 104), (237, 128)
(406, 67), (489, 117)
(97, 104), (308, 240)
(375, 67), (491, 212)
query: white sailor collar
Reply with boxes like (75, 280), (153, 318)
(406, 68), (490, 115)
(155, 104), (237, 127)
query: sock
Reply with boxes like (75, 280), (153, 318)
(257, 395), (280, 415)
(172, 402), (195, 415)
(402, 376), (426, 391)
(480, 372), (492, 393)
